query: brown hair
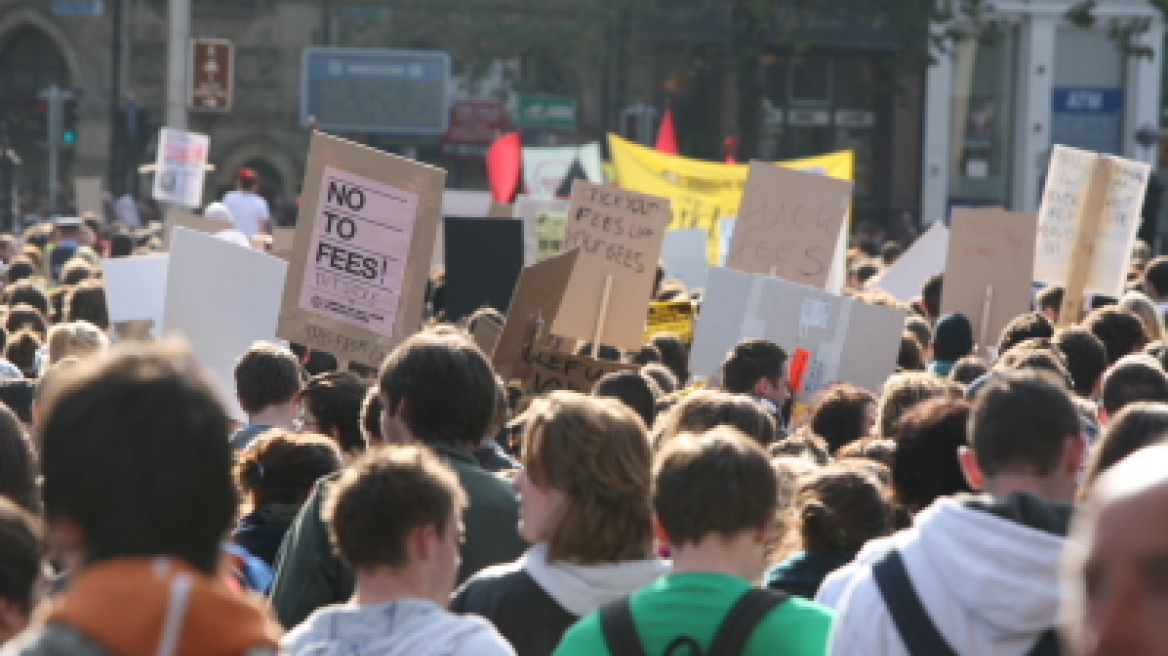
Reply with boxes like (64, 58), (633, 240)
(969, 370), (1079, 477)
(795, 462), (892, 553)
(654, 389), (776, 449)
(64, 280), (109, 331)
(875, 372), (953, 439)
(835, 438), (897, 470)
(5, 304), (46, 339)
(236, 430), (342, 508)
(521, 392), (653, 564)
(809, 383), (876, 453)
(47, 321), (108, 365)
(234, 342), (304, 415)
(4, 330), (40, 378)
(1079, 402), (1168, 498)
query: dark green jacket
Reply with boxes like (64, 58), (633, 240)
(269, 440), (527, 629)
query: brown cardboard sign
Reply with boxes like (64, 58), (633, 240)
(162, 207), (232, 250)
(523, 349), (636, 397)
(941, 208), (1039, 346)
(471, 319), (503, 356)
(493, 249), (580, 380)
(550, 181), (671, 350)
(725, 161), (853, 289)
(271, 227), (296, 260)
(276, 132), (446, 367)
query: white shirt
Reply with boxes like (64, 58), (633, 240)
(222, 190), (270, 238)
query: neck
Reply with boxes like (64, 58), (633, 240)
(982, 473), (1073, 504)
(670, 531), (762, 583)
(249, 403), (296, 430)
(354, 566), (438, 608)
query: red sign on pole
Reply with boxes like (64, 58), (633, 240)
(189, 38), (233, 111)
(443, 100), (508, 144)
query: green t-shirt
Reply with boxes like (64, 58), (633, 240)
(553, 571), (834, 656)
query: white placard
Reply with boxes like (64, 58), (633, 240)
(514, 195), (570, 266)
(103, 254), (169, 338)
(866, 222), (950, 303)
(152, 128), (210, 208)
(522, 142), (604, 200)
(661, 228), (709, 290)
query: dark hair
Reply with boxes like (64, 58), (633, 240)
(1144, 256), (1168, 297)
(379, 327), (499, 447)
(5, 304), (46, 339)
(898, 332), (925, 371)
(654, 428), (776, 547)
(881, 241), (902, 266)
(631, 344), (661, 366)
(949, 357), (988, 385)
(234, 342), (304, 416)
(810, 384), (876, 453)
(61, 258), (94, 286)
(39, 343), (237, 574)
(0, 403), (37, 514)
(5, 331), (40, 378)
(892, 397), (974, 513)
(997, 346), (1074, 390)
(5, 259), (35, 285)
(109, 234), (134, 258)
(0, 498), (43, 612)
(1080, 402), (1168, 497)
(1037, 285), (1064, 315)
(575, 342), (621, 362)
(63, 280), (109, 331)
(236, 430), (342, 507)
(854, 263), (881, 286)
(998, 312), (1054, 357)
(835, 438), (897, 470)
(904, 316), (932, 353)
(921, 273), (944, 319)
(796, 463), (891, 553)
(1085, 306), (1148, 365)
(0, 379), (34, 424)
(301, 372), (371, 453)
(4, 280), (49, 317)
(969, 370), (1079, 477)
(650, 333), (689, 387)
(641, 363), (679, 395)
(1054, 327), (1108, 398)
(769, 430), (830, 465)
(1100, 355), (1168, 417)
(592, 371), (658, 428)
(655, 390), (777, 449)
(325, 445), (466, 569)
(360, 386), (384, 446)
(932, 313), (975, 362)
(722, 339), (787, 394)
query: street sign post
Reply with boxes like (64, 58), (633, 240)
(189, 38), (234, 112)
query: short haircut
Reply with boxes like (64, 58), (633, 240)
(47, 321), (108, 365)
(61, 258), (94, 286)
(63, 280), (109, 331)
(301, 372), (371, 453)
(0, 403), (37, 513)
(592, 371), (658, 428)
(998, 312), (1054, 357)
(834, 438), (897, 470)
(810, 383), (876, 453)
(1144, 256), (1168, 297)
(892, 397), (974, 513)
(722, 339), (787, 395)
(5, 259), (35, 285)
(39, 342), (237, 574)
(881, 241), (902, 266)
(521, 392), (653, 564)
(325, 445), (466, 570)
(949, 357), (989, 386)
(641, 363), (679, 395)
(234, 342), (304, 415)
(904, 316), (932, 353)
(379, 327), (499, 447)
(0, 379), (35, 424)
(0, 498), (43, 612)
(968, 370), (1079, 477)
(1100, 355), (1168, 417)
(796, 462), (891, 553)
(236, 430), (342, 507)
(1054, 327), (1108, 398)
(769, 430), (830, 466)
(1080, 402), (1168, 497)
(649, 333), (689, 387)
(921, 273), (944, 319)
(1119, 291), (1165, 343)
(1084, 306), (1148, 365)
(654, 427), (777, 547)
(360, 386), (384, 445)
(4, 280), (49, 317)
(898, 332), (925, 371)
(996, 345), (1074, 390)
(875, 372), (952, 438)
(5, 304), (46, 338)
(654, 389), (777, 449)
(5, 331), (40, 378)
(1036, 285), (1064, 315)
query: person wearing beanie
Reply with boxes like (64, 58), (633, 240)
(928, 313), (974, 377)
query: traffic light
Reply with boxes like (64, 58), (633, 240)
(61, 98), (77, 146)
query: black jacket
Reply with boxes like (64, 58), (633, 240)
(450, 561), (578, 656)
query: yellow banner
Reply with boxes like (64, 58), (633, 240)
(644, 300), (697, 343)
(608, 134), (854, 262)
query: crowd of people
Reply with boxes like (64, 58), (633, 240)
(0, 192), (1167, 655)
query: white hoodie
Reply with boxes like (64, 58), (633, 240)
(826, 494), (1068, 656)
(281, 598), (515, 656)
(522, 543), (669, 616)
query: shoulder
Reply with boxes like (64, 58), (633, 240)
(551, 611), (607, 656)
(449, 461), (519, 507)
(749, 595), (834, 655)
(451, 560), (540, 612)
(450, 615), (518, 656)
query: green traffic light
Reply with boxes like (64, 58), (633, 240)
(62, 130), (77, 144)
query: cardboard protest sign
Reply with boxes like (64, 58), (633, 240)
(162, 207), (233, 250)
(431, 190), (494, 271)
(523, 349), (636, 397)
(941, 208), (1038, 346)
(277, 132), (445, 367)
(74, 177), (103, 216)
(489, 202), (513, 218)
(644, 301), (697, 342)
(152, 128), (209, 208)
(690, 267), (905, 402)
(103, 253), (169, 338)
(662, 228), (709, 290)
(867, 222), (949, 303)
(514, 196), (570, 265)
(550, 182), (672, 351)
(493, 249), (580, 379)
(164, 228), (287, 421)
(724, 162), (853, 289)
(272, 227), (296, 259)
(442, 218), (525, 322)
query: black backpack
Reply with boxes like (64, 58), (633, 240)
(872, 548), (1061, 656)
(599, 587), (789, 656)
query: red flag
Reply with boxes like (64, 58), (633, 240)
(724, 135), (739, 165)
(655, 108), (679, 155)
(486, 131), (522, 203)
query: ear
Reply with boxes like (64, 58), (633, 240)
(1064, 433), (1087, 477)
(958, 446), (985, 490)
(410, 523), (439, 563)
(752, 377), (771, 398)
(652, 516), (672, 547)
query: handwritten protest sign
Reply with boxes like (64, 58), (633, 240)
(550, 181), (671, 350)
(523, 349), (636, 397)
(725, 162), (853, 289)
(152, 128), (209, 208)
(867, 222), (949, 303)
(493, 249), (580, 380)
(941, 208), (1038, 346)
(278, 132), (445, 367)
(644, 301), (697, 342)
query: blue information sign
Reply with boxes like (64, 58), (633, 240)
(301, 47), (451, 135)
(1051, 87), (1123, 154)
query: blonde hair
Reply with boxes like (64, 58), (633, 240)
(875, 372), (954, 439)
(1120, 291), (1164, 343)
(653, 389), (777, 449)
(47, 321), (109, 365)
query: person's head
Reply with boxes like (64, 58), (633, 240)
(965, 370), (1083, 503)
(4, 259), (35, 286)
(300, 371), (371, 455)
(1080, 402), (1168, 499)
(0, 380), (35, 426)
(649, 333), (689, 387)
(891, 397), (974, 514)
(234, 341), (305, 424)
(592, 371), (658, 428)
(235, 167), (259, 192)
(641, 363), (679, 395)
(360, 386), (385, 446)
(1037, 285), (1065, 324)
(1054, 326), (1109, 398)
(4, 332), (39, 379)
(516, 392), (653, 564)
(631, 344), (662, 366)
(1085, 306), (1149, 365)
(1100, 355), (1168, 419)
(379, 327), (500, 448)
(654, 389), (777, 449)
(1063, 445), (1168, 655)
(995, 344), (1075, 391)
(920, 273), (944, 321)
(769, 430), (830, 466)
(794, 462), (892, 555)
(38, 342), (237, 574)
(324, 445), (466, 605)
(0, 498), (44, 643)
(875, 372), (952, 439)
(236, 430), (343, 509)
(1143, 255), (1168, 300)
(897, 332), (925, 371)
(3, 281), (49, 318)
(809, 383), (876, 454)
(1120, 291), (1165, 344)
(721, 338), (789, 407)
(654, 427), (777, 579)
(5, 304), (46, 340)
(834, 439), (897, 471)
(949, 356), (989, 386)
(880, 241), (902, 267)
(0, 403), (36, 514)
(60, 258), (94, 287)
(904, 315), (932, 354)
(931, 313), (975, 362)
(62, 280), (109, 331)
(46, 321), (108, 366)
(998, 311), (1055, 357)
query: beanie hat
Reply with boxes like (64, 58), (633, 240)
(933, 312), (975, 362)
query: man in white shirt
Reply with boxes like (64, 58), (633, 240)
(222, 167), (271, 238)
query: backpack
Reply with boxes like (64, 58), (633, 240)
(599, 587), (789, 656)
(872, 548), (1061, 656)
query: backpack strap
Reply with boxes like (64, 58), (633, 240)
(599, 597), (649, 656)
(872, 548), (960, 656)
(706, 588), (790, 656)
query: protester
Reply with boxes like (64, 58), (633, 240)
(222, 168), (272, 238)
(807, 384), (876, 454)
(299, 371), (370, 456)
(897, 333), (925, 372)
(653, 389), (777, 449)
(61, 280), (108, 332)
(649, 333), (689, 388)
(1098, 354), (1168, 421)
(904, 316), (932, 355)
(920, 273), (943, 323)
(1036, 285), (1064, 324)
(0, 403), (37, 515)
(1084, 305), (1149, 365)
(948, 356), (988, 385)
(998, 311), (1055, 357)
(874, 372), (952, 439)
(1120, 290), (1166, 343)
(230, 341), (306, 451)
(640, 363), (678, 395)
(721, 338), (789, 426)
(0, 498), (44, 645)
(1053, 326), (1108, 399)
(889, 397), (973, 516)
(4, 332), (39, 379)
(1142, 255), (1168, 314)
(928, 313), (974, 376)
(591, 371), (659, 429)
(45, 322), (107, 366)
(1079, 402), (1168, 497)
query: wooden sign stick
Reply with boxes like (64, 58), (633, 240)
(591, 274), (614, 359)
(979, 285), (994, 347)
(1059, 157), (1116, 328)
